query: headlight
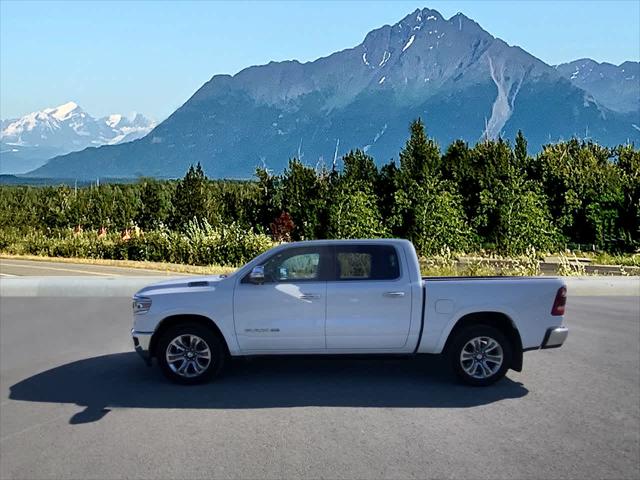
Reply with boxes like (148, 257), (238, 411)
(132, 295), (152, 314)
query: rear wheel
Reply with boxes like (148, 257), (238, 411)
(448, 325), (512, 386)
(156, 323), (225, 384)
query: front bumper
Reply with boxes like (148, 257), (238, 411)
(131, 329), (153, 365)
(541, 326), (569, 349)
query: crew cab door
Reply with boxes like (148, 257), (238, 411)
(326, 244), (412, 350)
(233, 246), (330, 352)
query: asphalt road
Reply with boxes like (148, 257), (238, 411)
(0, 258), (186, 277)
(0, 291), (638, 479)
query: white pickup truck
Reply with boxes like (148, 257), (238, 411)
(131, 239), (568, 386)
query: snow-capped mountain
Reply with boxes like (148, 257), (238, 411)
(29, 8), (640, 179)
(102, 112), (157, 145)
(0, 102), (155, 174)
(556, 59), (640, 113)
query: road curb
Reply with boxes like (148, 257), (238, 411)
(1, 275), (638, 298)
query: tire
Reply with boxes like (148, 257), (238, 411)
(156, 323), (226, 385)
(448, 325), (512, 386)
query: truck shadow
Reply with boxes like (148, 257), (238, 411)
(9, 352), (528, 424)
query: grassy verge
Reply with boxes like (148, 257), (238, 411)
(589, 252), (640, 267)
(2, 251), (637, 277)
(419, 255), (541, 276)
(0, 254), (235, 275)
(3, 253), (514, 277)
(419, 252), (640, 276)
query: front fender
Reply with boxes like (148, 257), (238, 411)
(146, 306), (240, 356)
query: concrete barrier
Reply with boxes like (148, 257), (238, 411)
(0, 276), (169, 297)
(1, 275), (638, 298)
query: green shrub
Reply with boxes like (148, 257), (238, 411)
(0, 223), (277, 267)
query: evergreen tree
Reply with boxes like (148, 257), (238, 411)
(467, 138), (515, 243)
(171, 163), (208, 230)
(514, 129), (528, 168)
(441, 139), (474, 219)
(87, 184), (116, 229)
(138, 179), (171, 230)
(327, 150), (385, 239)
(255, 167), (279, 229)
(377, 160), (398, 225)
(398, 118), (441, 183)
(393, 118), (443, 238)
(111, 185), (141, 230)
(279, 158), (324, 240)
(341, 149), (379, 193)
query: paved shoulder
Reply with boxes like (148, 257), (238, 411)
(0, 258), (188, 277)
(565, 276), (640, 296)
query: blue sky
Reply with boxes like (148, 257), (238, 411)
(1, 0), (638, 121)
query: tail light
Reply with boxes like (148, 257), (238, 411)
(551, 286), (567, 316)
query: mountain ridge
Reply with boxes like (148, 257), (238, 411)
(555, 58), (639, 113)
(28, 7), (640, 179)
(1, 102), (155, 174)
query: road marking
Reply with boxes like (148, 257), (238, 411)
(0, 262), (121, 277)
(0, 272), (18, 277)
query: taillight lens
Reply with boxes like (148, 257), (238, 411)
(551, 286), (567, 316)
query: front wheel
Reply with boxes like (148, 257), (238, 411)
(448, 325), (512, 386)
(156, 323), (226, 384)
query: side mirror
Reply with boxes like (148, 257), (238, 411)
(249, 265), (265, 284)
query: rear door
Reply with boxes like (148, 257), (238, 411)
(325, 244), (413, 350)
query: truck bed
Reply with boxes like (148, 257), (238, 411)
(417, 275), (565, 354)
(423, 276), (559, 281)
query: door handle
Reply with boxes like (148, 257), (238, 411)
(383, 291), (405, 297)
(299, 293), (321, 300)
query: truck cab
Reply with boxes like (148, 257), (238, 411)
(233, 240), (422, 353)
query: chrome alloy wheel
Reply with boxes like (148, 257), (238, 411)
(460, 336), (504, 379)
(165, 334), (212, 378)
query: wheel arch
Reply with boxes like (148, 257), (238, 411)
(443, 311), (524, 372)
(149, 314), (230, 359)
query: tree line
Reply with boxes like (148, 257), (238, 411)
(0, 119), (638, 261)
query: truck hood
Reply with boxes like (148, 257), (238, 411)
(134, 275), (228, 297)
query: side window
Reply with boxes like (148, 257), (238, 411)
(337, 252), (371, 279)
(262, 249), (322, 282)
(335, 245), (400, 281)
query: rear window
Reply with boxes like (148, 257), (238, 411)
(335, 245), (400, 281)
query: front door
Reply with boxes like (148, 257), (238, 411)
(325, 244), (412, 349)
(233, 246), (330, 352)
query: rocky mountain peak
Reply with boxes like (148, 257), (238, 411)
(24, 8), (639, 179)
